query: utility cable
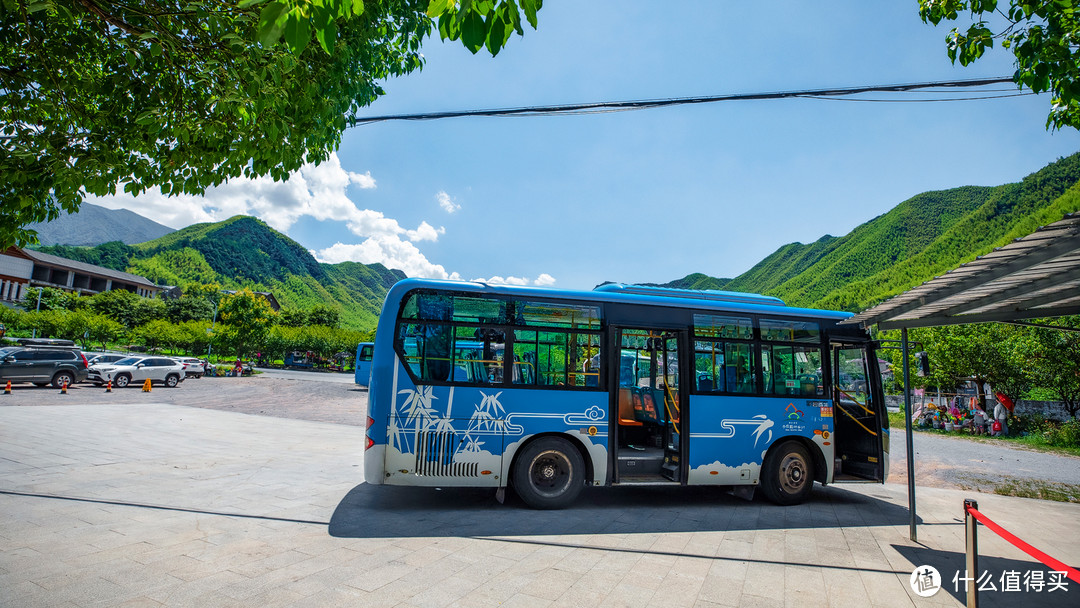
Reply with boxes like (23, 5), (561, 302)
(346, 77), (1020, 126)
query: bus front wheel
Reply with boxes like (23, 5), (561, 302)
(760, 440), (814, 506)
(512, 436), (584, 509)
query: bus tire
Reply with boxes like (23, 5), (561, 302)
(760, 440), (814, 506)
(512, 436), (585, 510)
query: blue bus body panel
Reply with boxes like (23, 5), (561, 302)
(687, 395), (835, 484)
(354, 342), (373, 386)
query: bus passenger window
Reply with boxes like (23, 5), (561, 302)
(513, 330), (539, 385)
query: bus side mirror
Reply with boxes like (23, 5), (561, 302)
(915, 352), (930, 377)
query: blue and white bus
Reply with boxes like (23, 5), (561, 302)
(364, 279), (888, 509)
(354, 342), (374, 387)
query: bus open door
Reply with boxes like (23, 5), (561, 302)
(830, 341), (888, 482)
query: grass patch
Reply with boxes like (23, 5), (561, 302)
(955, 472), (1080, 503)
(992, 478), (1080, 503)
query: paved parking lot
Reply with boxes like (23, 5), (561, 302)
(2, 380), (1079, 607)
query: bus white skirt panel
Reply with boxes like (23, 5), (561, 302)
(686, 396), (835, 485)
(364, 444), (386, 485)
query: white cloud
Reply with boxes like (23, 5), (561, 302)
(88, 152), (458, 278)
(90, 153), (382, 232)
(315, 239), (461, 281)
(405, 221), (444, 243)
(471, 274), (558, 286)
(437, 190), (461, 214)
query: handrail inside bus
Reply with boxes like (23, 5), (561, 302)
(663, 383), (680, 435)
(837, 388), (874, 416)
(834, 403), (878, 436)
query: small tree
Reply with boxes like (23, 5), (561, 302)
(914, 323), (1029, 408)
(89, 289), (141, 327)
(277, 307), (308, 327)
(218, 289), (275, 358)
(132, 319), (180, 353)
(1027, 322), (1080, 418)
(86, 314), (124, 351)
(165, 297), (215, 324)
(176, 320), (212, 356)
(307, 304), (340, 328)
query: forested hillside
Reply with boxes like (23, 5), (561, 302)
(661, 152), (1080, 311)
(37, 216), (404, 331)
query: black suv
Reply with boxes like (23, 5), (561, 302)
(0, 345), (89, 388)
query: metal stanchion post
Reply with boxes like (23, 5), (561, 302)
(965, 498), (979, 608)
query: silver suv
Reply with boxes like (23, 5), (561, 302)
(88, 356), (185, 388)
(0, 346), (89, 388)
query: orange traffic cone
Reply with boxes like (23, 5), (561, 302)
(60, 380), (68, 395)
(142, 378), (152, 392)
(105, 380), (112, 393)
(4, 380), (10, 394)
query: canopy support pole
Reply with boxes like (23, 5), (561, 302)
(902, 327), (917, 542)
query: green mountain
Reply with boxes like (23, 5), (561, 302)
(658, 152), (1080, 311)
(39, 216), (404, 331)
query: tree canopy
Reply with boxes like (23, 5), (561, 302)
(919, 0), (1080, 130)
(1, 0), (541, 248)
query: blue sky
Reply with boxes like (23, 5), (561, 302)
(93, 1), (1080, 290)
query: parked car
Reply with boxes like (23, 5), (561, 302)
(283, 351), (314, 369)
(176, 357), (206, 378)
(0, 345), (89, 388)
(88, 356), (185, 388)
(86, 353), (128, 367)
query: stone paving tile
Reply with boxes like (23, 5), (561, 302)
(3, 400), (1080, 607)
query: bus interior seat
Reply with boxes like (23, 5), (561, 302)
(636, 389), (660, 424)
(618, 388), (642, 426)
(698, 376), (714, 392)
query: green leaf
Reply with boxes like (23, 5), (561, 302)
(284, 11), (311, 54)
(460, 9), (485, 53)
(426, 0), (452, 17)
(316, 19), (338, 54)
(257, 2), (289, 45)
(520, 0), (538, 28)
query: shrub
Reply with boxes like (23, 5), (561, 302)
(1010, 413), (1051, 435)
(1044, 419), (1080, 448)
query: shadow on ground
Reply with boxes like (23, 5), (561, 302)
(329, 482), (926, 539)
(892, 544), (1074, 607)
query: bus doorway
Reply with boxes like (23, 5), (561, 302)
(831, 342), (886, 482)
(612, 328), (684, 484)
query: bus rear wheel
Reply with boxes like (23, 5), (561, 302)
(760, 440), (814, 506)
(512, 436), (584, 509)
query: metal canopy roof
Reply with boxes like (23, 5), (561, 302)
(845, 213), (1080, 330)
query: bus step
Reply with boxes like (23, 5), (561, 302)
(618, 448), (664, 477)
(660, 461), (680, 482)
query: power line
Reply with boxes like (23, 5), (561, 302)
(346, 77), (1020, 126)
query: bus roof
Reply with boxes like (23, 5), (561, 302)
(383, 278), (853, 322)
(594, 283), (786, 306)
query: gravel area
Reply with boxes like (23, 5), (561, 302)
(887, 427), (1080, 491)
(0, 374), (370, 426)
